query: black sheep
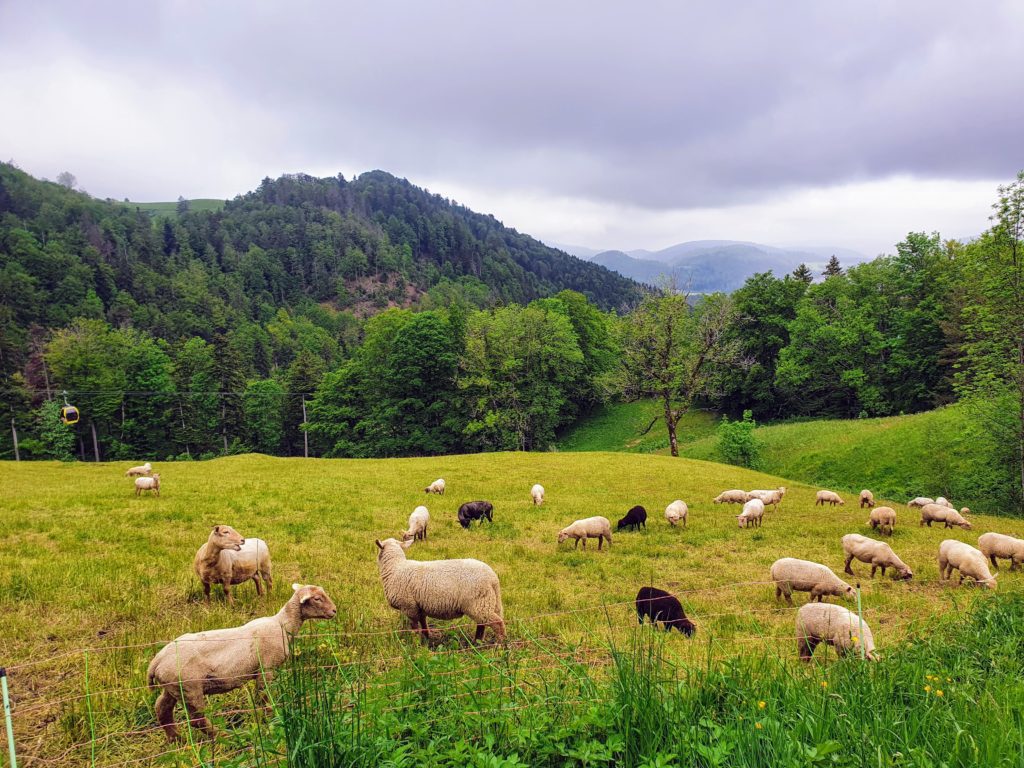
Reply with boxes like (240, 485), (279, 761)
(635, 587), (696, 636)
(457, 501), (494, 528)
(617, 505), (647, 532)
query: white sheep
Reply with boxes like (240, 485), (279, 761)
(859, 489), (874, 509)
(907, 497), (935, 509)
(867, 506), (897, 536)
(135, 473), (160, 497)
(935, 496), (953, 508)
(557, 516), (613, 550)
(403, 505), (430, 542)
(375, 538), (505, 643)
(147, 583), (337, 742)
(795, 603), (877, 662)
(977, 532), (1024, 572)
(770, 558), (856, 605)
(193, 525), (273, 604)
(841, 534), (913, 580)
(125, 462), (152, 477)
(938, 539), (996, 589)
(424, 478), (446, 495)
(664, 500), (688, 527)
(531, 484), (545, 505)
(737, 498), (764, 529)
(919, 503), (972, 530)
(713, 489), (749, 504)
(815, 490), (844, 507)
(747, 487), (785, 511)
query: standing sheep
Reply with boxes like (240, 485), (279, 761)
(935, 496), (954, 508)
(713, 490), (749, 504)
(859, 490), (874, 509)
(125, 462), (153, 477)
(457, 501), (494, 528)
(841, 534), (913, 580)
(557, 517), (613, 550)
(531, 484), (545, 506)
(747, 487), (786, 511)
(938, 540), (996, 589)
(147, 583), (337, 742)
(135, 474), (161, 497)
(375, 538), (505, 643)
(617, 505), (647, 532)
(770, 558), (856, 605)
(907, 497), (935, 509)
(664, 500), (688, 527)
(867, 506), (897, 536)
(795, 603), (877, 662)
(737, 498), (764, 529)
(424, 478), (446, 495)
(815, 490), (844, 507)
(919, 503), (972, 530)
(977, 532), (1024, 572)
(193, 525), (273, 604)
(403, 506), (430, 542)
(635, 587), (696, 636)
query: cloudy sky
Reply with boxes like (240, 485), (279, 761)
(2, 1), (1021, 256)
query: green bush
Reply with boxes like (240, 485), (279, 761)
(717, 409), (762, 468)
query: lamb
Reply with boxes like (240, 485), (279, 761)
(617, 505), (647, 532)
(737, 498), (764, 529)
(134, 473), (161, 497)
(841, 534), (913, 580)
(125, 462), (152, 477)
(147, 583), (336, 742)
(457, 500), (494, 528)
(935, 496), (953, 508)
(907, 497), (934, 509)
(713, 489), (749, 504)
(424, 478), (446, 495)
(770, 558), (856, 605)
(664, 500), (688, 527)
(403, 506), (430, 542)
(977, 532), (1024, 572)
(193, 525), (273, 604)
(557, 516), (613, 550)
(815, 490), (844, 507)
(635, 587), (696, 636)
(795, 603), (877, 662)
(938, 539), (996, 589)
(531, 484), (545, 506)
(919, 503), (972, 530)
(867, 506), (897, 536)
(375, 538), (505, 643)
(859, 489), (874, 509)
(747, 487), (786, 511)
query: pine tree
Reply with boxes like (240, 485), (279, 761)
(822, 255), (843, 278)
(792, 263), (813, 284)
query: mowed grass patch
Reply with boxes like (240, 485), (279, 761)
(558, 400), (719, 453)
(2, 453), (1023, 765)
(126, 199), (226, 215)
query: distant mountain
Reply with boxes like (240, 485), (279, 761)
(591, 240), (867, 292)
(546, 242), (603, 260)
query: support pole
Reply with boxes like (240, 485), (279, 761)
(1, 667), (17, 768)
(856, 583), (866, 660)
(301, 397), (309, 459)
(10, 420), (19, 462)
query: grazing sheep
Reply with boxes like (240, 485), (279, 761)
(737, 498), (765, 529)
(713, 489), (749, 504)
(125, 462), (152, 477)
(867, 506), (897, 536)
(557, 516), (613, 550)
(134, 473), (161, 497)
(403, 505), (430, 542)
(919, 503), (972, 530)
(375, 538), (505, 643)
(978, 532), (1024, 572)
(907, 497), (934, 509)
(147, 583), (336, 742)
(747, 487), (786, 511)
(841, 534), (913, 580)
(935, 496), (953, 508)
(635, 587), (696, 636)
(193, 525), (273, 605)
(815, 490), (844, 507)
(795, 603), (877, 662)
(457, 500), (494, 528)
(664, 500), (688, 527)
(938, 540), (996, 589)
(859, 490), (874, 509)
(424, 478), (446, 495)
(531, 484), (545, 506)
(617, 505), (647, 532)
(770, 558), (856, 605)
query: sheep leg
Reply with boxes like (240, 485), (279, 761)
(597, 536), (603, 551)
(223, 582), (234, 605)
(797, 636), (819, 662)
(154, 691), (181, 742)
(1011, 557), (1021, 572)
(989, 554), (999, 570)
(870, 564), (878, 578)
(262, 568), (273, 593)
(202, 582), (211, 602)
(416, 609), (431, 641)
(253, 574), (264, 596)
(843, 556), (855, 576)
(182, 697), (216, 741)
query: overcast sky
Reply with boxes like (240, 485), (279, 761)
(2, 1), (1021, 256)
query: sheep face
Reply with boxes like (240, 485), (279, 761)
(557, 531), (571, 544)
(292, 584), (337, 619)
(895, 565), (914, 580)
(375, 538), (410, 559)
(736, 515), (747, 529)
(210, 525), (244, 551)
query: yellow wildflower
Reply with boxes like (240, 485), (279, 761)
(936, 690), (944, 697)
(924, 685), (931, 692)
(755, 722), (763, 730)
(821, 681), (828, 689)
(758, 700), (766, 710)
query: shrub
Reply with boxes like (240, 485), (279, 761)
(717, 409), (762, 468)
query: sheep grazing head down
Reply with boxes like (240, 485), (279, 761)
(291, 583), (337, 619)
(209, 524), (244, 551)
(557, 530), (571, 544)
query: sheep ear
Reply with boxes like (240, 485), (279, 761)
(212, 525), (221, 533)
(291, 582), (302, 592)
(375, 539), (383, 550)
(299, 592), (311, 604)
(400, 538), (413, 550)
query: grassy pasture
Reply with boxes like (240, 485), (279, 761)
(126, 199), (226, 215)
(2, 453), (1023, 766)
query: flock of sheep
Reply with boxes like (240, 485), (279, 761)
(135, 467), (1024, 743)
